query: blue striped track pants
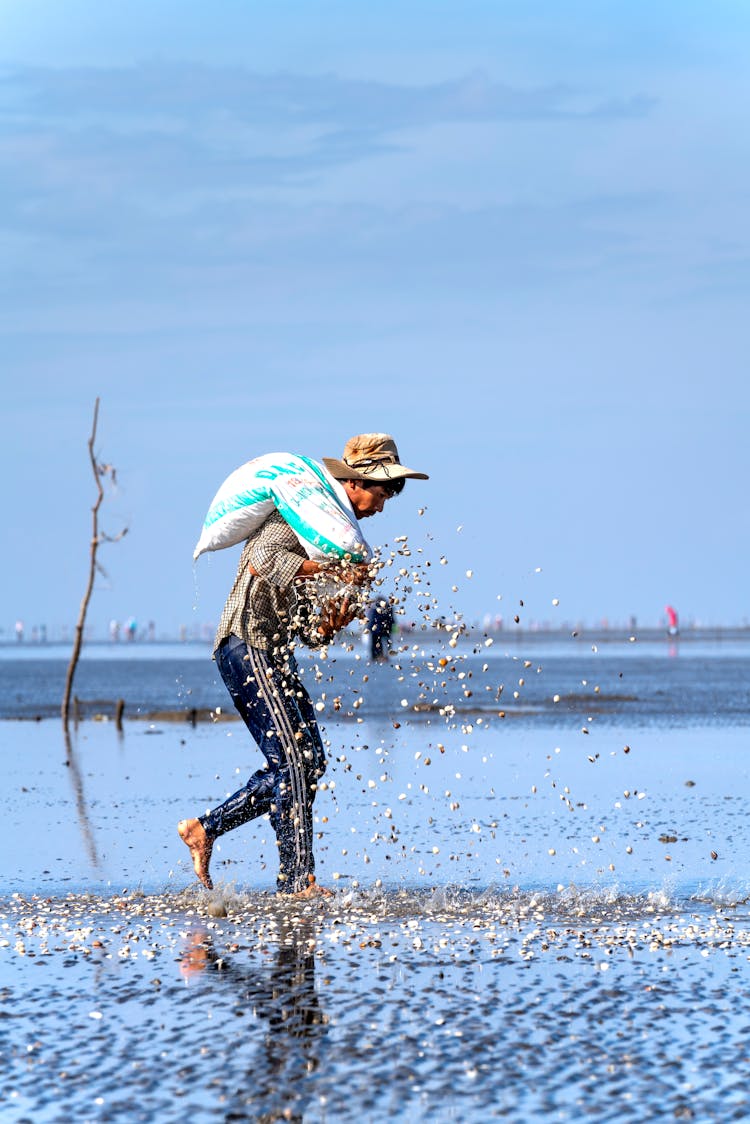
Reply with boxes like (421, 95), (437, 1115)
(200, 635), (327, 894)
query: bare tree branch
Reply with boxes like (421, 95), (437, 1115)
(62, 399), (127, 730)
(101, 528), (129, 544)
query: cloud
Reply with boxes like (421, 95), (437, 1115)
(0, 61), (658, 309)
(0, 62), (652, 209)
(4, 62), (654, 129)
(0, 63), (654, 221)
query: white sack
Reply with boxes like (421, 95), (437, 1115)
(193, 452), (371, 563)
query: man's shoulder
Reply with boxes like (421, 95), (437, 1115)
(251, 509), (301, 545)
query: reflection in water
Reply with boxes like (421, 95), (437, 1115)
(61, 725), (99, 869)
(180, 920), (327, 1122)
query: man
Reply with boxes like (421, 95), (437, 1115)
(178, 434), (428, 898)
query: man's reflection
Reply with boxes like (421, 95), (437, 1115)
(179, 919), (327, 1121)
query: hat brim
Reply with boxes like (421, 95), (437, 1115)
(322, 457), (429, 482)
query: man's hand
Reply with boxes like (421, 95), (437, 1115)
(339, 562), (372, 586)
(317, 595), (360, 642)
(295, 558), (376, 587)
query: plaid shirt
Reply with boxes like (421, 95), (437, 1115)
(214, 511), (328, 657)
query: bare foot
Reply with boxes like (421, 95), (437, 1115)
(290, 875), (334, 899)
(177, 818), (214, 889)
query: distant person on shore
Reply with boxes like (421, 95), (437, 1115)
(366, 597), (395, 660)
(178, 434), (428, 897)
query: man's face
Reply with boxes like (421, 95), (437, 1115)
(346, 481), (398, 519)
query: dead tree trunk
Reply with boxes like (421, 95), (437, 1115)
(62, 399), (126, 730)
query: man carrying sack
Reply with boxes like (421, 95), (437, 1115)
(178, 434), (428, 897)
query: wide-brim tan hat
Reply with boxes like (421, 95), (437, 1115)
(323, 433), (429, 483)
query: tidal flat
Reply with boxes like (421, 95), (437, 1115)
(2, 640), (750, 1120)
(3, 881), (750, 1122)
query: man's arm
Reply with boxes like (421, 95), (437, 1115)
(247, 513), (371, 587)
(313, 595), (360, 643)
(295, 558), (371, 584)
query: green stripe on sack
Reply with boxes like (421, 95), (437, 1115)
(297, 455), (354, 515)
(202, 486), (270, 529)
(274, 498), (364, 560)
(297, 455), (331, 489)
(277, 456), (365, 559)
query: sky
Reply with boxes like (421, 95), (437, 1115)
(2, 1), (749, 641)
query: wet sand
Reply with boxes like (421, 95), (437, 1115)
(2, 714), (750, 1120)
(3, 885), (750, 1121)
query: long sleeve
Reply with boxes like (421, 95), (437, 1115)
(214, 512), (326, 655)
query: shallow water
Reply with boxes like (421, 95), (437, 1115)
(3, 888), (750, 1122)
(3, 635), (750, 726)
(1, 713), (747, 899)
(2, 641), (750, 1120)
